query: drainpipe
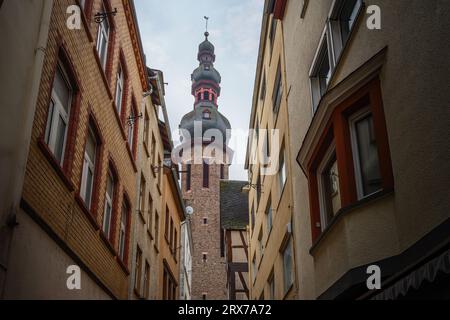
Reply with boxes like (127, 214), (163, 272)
(0, 0), (54, 298)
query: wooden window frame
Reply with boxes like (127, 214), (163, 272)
(307, 78), (394, 242)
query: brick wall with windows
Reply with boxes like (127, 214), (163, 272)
(20, 0), (149, 299)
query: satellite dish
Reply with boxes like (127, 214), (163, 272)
(186, 206), (194, 215)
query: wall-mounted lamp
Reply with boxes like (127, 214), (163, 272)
(127, 113), (143, 127)
(94, 8), (118, 24)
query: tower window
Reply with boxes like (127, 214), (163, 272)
(186, 163), (191, 191)
(204, 91), (210, 101)
(202, 253), (208, 263)
(203, 218), (208, 225)
(203, 110), (211, 120)
(203, 161), (209, 188)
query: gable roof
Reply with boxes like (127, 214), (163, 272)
(220, 180), (249, 230)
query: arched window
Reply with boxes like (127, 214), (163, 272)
(204, 91), (210, 101)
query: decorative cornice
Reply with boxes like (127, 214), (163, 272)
(122, 0), (148, 92)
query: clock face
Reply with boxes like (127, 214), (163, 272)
(186, 206), (194, 215)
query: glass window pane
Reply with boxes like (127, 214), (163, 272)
(53, 68), (71, 112)
(85, 168), (93, 208)
(54, 115), (67, 164)
(355, 115), (382, 196)
(86, 130), (96, 162)
(106, 173), (114, 197)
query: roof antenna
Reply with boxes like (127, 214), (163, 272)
(204, 16), (210, 38)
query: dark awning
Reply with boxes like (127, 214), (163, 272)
(372, 249), (450, 300)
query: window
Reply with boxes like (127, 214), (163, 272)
(173, 229), (178, 258)
(265, 197), (272, 234)
(268, 271), (275, 300)
(164, 206), (169, 241)
(157, 155), (162, 186)
(269, 15), (277, 53)
(147, 194), (153, 234)
(262, 127), (270, 166)
(349, 109), (382, 198)
(202, 110), (211, 120)
(272, 61), (282, 113)
(96, 3), (110, 70)
(118, 200), (129, 261)
(134, 246), (142, 294)
(258, 229), (264, 263)
(202, 253), (208, 263)
(310, 34), (332, 112)
(220, 164), (225, 179)
(203, 218), (208, 225)
(169, 218), (174, 248)
(260, 71), (266, 100)
(203, 91), (210, 101)
(256, 174), (262, 206)
(144, 261), (150, 299)
(138, 175), (146, 214)
(329, 0), (363, 60)
(278, 144), (287, 192)
(251, 205), (255, 232)
(45, 64), (73, 165)
(151, 134), (156, 165)
(282, 237), (294, 294)
(305, 78), (394, 242)
(102, 169), (115, 239)
(186, 163), (191, 191)
(203, 161), (209, 188)
(317, 144), (341, 229)
(143, 111), (150, 147)
(80, 125), (98, 210)
(115, 64), (124, 114)
(202, 293), (207, 300)
(155, 210), (160, 245)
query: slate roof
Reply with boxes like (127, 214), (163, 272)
(220, 180), (249, 230)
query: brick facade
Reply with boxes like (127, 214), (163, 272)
(15, 0), (148, 299)
(181, 158), (229, 300)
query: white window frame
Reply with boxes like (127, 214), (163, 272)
(328, 0), (364, 63)
(96, 4), (110, 70)
(115, 64), (124, 114)
(80, 126), (97, 209)
(309, 27), (333, 113)
(102, 171), (114, 238)
(45, 65), (72, 166)
(349, 107), (382, 200)
(282, 237), (294, 294)
(317, 141), (337, 231)
(118, 202), (128, 261)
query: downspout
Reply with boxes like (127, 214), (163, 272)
(0, 0), (54, 298)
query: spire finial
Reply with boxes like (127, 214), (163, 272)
(204, 16), (209, 39)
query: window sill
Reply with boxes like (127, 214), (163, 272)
(37, 139), (75, 192)
(309, 188), (395, 255)
(92, 46), (112, 99)
(116, 256), (130, 275)
(75, 194), (100, 231)
(99, 230), (117, 257)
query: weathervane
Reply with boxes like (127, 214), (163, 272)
(204, 16), (210, 38)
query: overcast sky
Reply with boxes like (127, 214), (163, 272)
(134, 0), (264, 181)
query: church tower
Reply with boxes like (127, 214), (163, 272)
(179, 29), (231, 300)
